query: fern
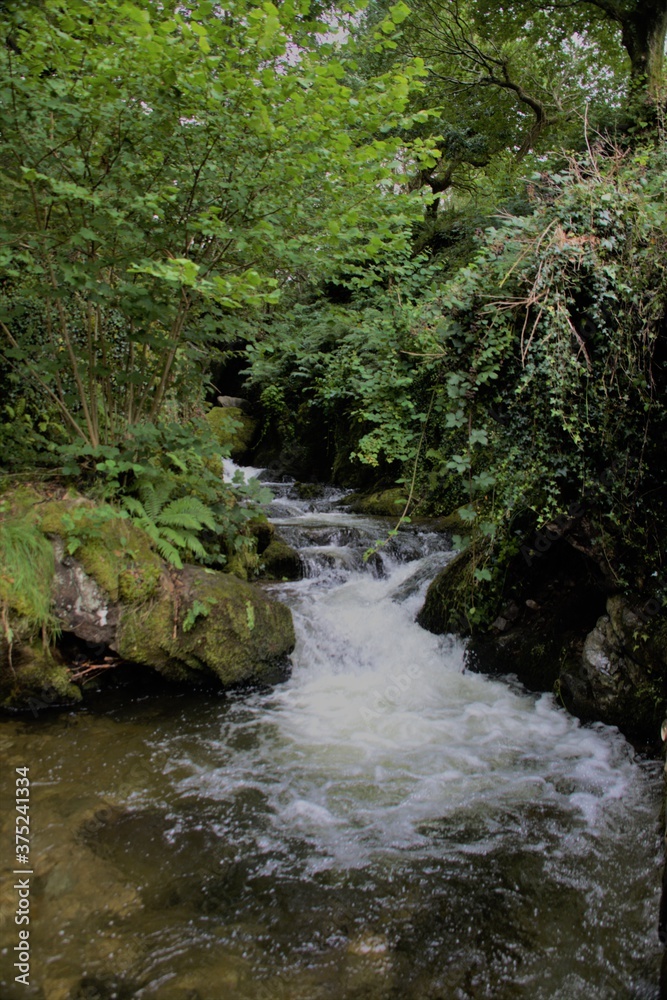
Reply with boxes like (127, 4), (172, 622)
(0, 513), (59, 656)
(121, 478), (220, 569)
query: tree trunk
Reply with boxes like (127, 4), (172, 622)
(620, 0), (667, 97)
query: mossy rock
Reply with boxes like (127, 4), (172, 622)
(293, 482), (325, 501)
(206, 406), (258, 460)
(118, 565), (162, 603)
(258, 538), (302, 581)
(118, 565), (295, 687)
(557, 597), (667, 739)
(346, 488), (408, 517)
(417, 548), (477, 636)
(246, 516), (274, 554)
(39, 499), (161, 601)
(224, 547), (260, 581)
(0, 641), (81, 711)
(410, 510), (470, 534)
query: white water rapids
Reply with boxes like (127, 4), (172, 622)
(0, 474), (662, 999)
(157, 477), (662, 997)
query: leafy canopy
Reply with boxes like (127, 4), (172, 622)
(0, 0), (433, 447)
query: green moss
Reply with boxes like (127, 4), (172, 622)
(246, 516), (274, 554)
(206, 407), (258, 459)
(0, 484), (43, 512)
(416, 510), (470, 533)
(39, 498), (162, 600)
(293, 482), (324, 500)
(417, 547), (477, 635)
(225, 547), (260, 581)
(347, 488), (408, 517)
(118, 565), (162, 603)
(258, 539), (302, 581)
(0, 643), (81, 711)
(37, 498), (81, 538)
(117, 566), (295, 687)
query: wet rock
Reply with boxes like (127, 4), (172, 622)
(52, 539), (119, 646)
(258, 537), (302, 581)
(246, 516), (274, 554)
(293, 482), (325, 501)
(346, 487), (408, 517)
(118, 564), (295, 686)
(559, 595), (667, 736)
(417, 548), (476, 637)
(2, 492), (296, 709)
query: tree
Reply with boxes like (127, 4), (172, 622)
(528, 0), (667, 96)
(0, 0), (430, 449)
(358, 0), (663, 224)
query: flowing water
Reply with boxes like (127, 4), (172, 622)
(0, 478), (663, 999)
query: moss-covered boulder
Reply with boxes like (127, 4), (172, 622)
(246, 516), (275, 554)
(118, 565), (295, 686)
(39, 497), (162, 602)
(346, 488), (408, 517)
(417, 548), (477, 636)
(206, 406), (258, 460)
(293, 482), (325, 501)
(0, 639), (81, 712)
(1, 489), (296, 710)
(258, 537), (302, 581)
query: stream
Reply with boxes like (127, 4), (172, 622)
(0, 476), (663, 999)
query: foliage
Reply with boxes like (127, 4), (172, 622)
(58, 418), (273, 567)
(2, 0), (666, 645)
(244, 252), (443, 468)
(346, 139), (667, 599)
(121, 481), (218, 569)
(0, 0), (433, 451)
(0, 501), (58, 660)
(182, 598), (214, 633)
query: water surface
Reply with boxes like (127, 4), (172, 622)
(0, 483), (662, 999)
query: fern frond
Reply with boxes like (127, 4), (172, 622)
(183, 535), (208, 559)
(158, 511), (205, 531)
(122, 480), (219, 568)
(137, 479), (174, 521)
(159, 527), (189, 547)
(162, 496), (217, 531)
(154, 537), (183, 569)
(121, 496), (147, 518)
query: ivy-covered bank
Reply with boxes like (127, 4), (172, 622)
(240, 141), (667, 745)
